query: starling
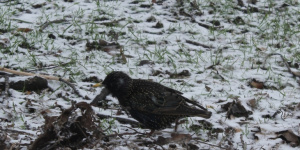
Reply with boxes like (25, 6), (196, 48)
(92, 71), (212, 134)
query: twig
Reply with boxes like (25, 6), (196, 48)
(197, 22), (216, 30)
(210, 70), (226, 82)
(262, 53), (290, 71)
(103, 131), (138, 139)
(0, 0), (11, 3)
(103, 126), (147, 139)
(26, 62), (72, 72)
(262, 53), (300, 78)
(186, 39), (214, 49)
(75, 122), (89, 139)
(59, 78), (85, 98)
(271, 109), (281, 119)
(122, 126), (146, 135)
(205, 61), (220, 70)
(240, 134), (247, 150)
(39, 19), (67, 31)
(96, 113), (143, 128)
(100, 18), (125, 26)
(120, 47), (127, 64)
(1, 128), (35, 136)
(0, 66), (69, 81)
(273, 109), (286, 121)
(4, 75), (10, 98)
(193, 137), (227, 149)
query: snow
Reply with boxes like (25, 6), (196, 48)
(0, 0), (300, 149)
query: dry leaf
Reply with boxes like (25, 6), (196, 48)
(292, 71), (300, 77)
(17, 28), (33, 33)
(235, 128), (242, 132)
(247, 98), (257, 108)
(205, 85), (212, 92)
(297, 103), (300, 110)
(250, 79), (264, 89)
(276, 130), (300, 147)
(257, 47), (267, 51)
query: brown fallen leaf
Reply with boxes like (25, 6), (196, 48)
(275, 130), (300, 147)
(297, 103), (300, 110)
(17, 28), (33, 33)
(257, 47), (267, 51)
(120, 47), (127, 64)
(205, 85), (212, 92)
(249, 79), (264, 89)
(292, 71), (300, 77)
(247, 98), (257, 108)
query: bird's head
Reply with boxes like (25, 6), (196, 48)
(102, 71), (132, 98)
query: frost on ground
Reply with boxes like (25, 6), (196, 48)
(0, 0), (300, 149)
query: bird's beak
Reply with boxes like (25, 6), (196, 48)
(198, 110), (212, 119)
(92, 83), (103, 88)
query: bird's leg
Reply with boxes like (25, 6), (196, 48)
(174, 119), (187, 132)
(147, 130), (155, 136)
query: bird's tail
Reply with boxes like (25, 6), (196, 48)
(176, 105), (212, 119)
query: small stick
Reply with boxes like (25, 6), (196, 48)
(4, 75), (10, 98)
(197, 22), (217, 30)
(39, 19), (67, 31)
(262, 53), (291, 72)
(262, 53), (300, 78)
(205, 61), (220, 70)
(123, 126), (146, 135)
(0, 66), (69, 81)
(193, 137), (227, 149)
(186, 39), (214, 49)
(103, 131), (137, 139)
(59, 78), (85, 98)
(120, 47), (127, 64)
(96, 113), (143, 127)
(100, 18), (125, 26)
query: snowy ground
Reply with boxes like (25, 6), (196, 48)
(0, 0), (300, 149)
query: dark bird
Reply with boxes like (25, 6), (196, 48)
(91, 71), (212, 134)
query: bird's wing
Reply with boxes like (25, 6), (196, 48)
(129, 79), (208, 116)
(129, 89), (197, 116)
(161, 83), (207, 111)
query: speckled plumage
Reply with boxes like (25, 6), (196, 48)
(101, 71), (212, 131)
